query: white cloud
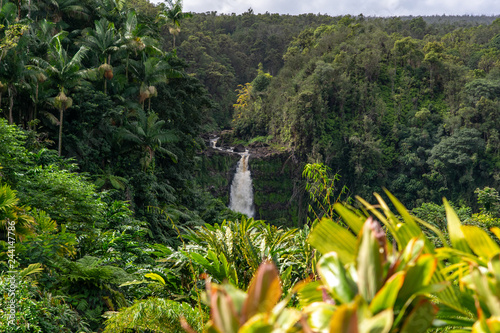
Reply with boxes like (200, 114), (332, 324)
(166, 0), (500, 16)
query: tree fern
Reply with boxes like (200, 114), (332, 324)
(103, 298), (204, 333)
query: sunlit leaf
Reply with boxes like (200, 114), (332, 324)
(444, 198), (472, 254)
(400, 299), (438, 333)
(369, 272), (405, 315)
(462, 225), (500, 259)
(241, 261), (281, 322)
(317, 252), (357, 304)
(308, 217), (357, 264)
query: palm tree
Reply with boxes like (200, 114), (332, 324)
(117, 109), (178, 170)
(31, 31), (88, 155)
(129, 53), (183, 110)
(118, 10), (158, 80)
(156, 0), (192, 49)
(80, 18), (119, 94)
(0, 2), (30, 125)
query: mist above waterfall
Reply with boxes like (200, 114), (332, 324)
(229, 153), (255, 218)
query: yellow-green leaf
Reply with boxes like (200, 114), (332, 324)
(490, 227), (500, 243)
(400, 299), (437, 333)
(241, 261), (281, 323)
(444, 198), (472, 254)
(308, 217), (357, 264)
(329, 302), (358, 333)
(359, 308), (393, 333)
(334, 202), (364, 235)
(397, 254), (437, 303)
(357, 218), (385, 302)
(462, 225), (500, 259)
(144, 273), (165, 285)
(369, 272), (406, 315)
(303, 303), (336, 333)
(317, 252), (357, 304)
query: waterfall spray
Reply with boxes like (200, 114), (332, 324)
(229, 152), (255, 218)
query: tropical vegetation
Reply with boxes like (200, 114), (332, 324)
(1, 0), (500, 331)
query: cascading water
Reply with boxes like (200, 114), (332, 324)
(229, 152), (255, 218)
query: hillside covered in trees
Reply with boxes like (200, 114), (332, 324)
(2, 0), (500, 331)
(173, 12), (500, 209)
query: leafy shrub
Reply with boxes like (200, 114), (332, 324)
(0, 274), (89, 332)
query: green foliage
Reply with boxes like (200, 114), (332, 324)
(17, 164), (106, 233)
(182, 217), (311, 289)
(103, 297), (204, 332)
(197, 190), (500, 332)
(0, 274), (90, 332)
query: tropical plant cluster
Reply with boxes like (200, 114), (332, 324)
(2, 2), (500, 332)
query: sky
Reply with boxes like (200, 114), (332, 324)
(174, 0), (500, 17)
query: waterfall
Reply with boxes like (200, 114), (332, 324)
(229, 152), (255, 218)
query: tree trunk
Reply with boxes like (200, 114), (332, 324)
(58, 107), (64, 156)
(34, 82), (38, 130)
(8, 85), (14, 125)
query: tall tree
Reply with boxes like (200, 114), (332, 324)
(156, 0), (192, 49)
(81, 18), (119, 94)
(117, 109), (178, 170)
(32, 32), (88, 155)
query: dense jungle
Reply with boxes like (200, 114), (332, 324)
(1, 0), (500, 331)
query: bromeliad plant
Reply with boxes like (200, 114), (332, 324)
(196, 190), (500, 332)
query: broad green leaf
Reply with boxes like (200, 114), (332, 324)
(144, 273), (165, 285)
(489, 254), (500, 280)
(210, 285), (240, 333)
(296, 280), (323, 308)
(359, 308), (393, 333)
(397, 254), (437, 303)
(396, 238), (425, 272)
(238, 313), (273, 333)
(369, 272), (405, 315)
(400, 299), (437, 333)
(317, 252), (357, 304)
(334, 202), (364, 235)
(208, 250), (221, 272)
(273, 308), (302, 332)
(224, 284), (247, 314)
(444, 198), (472, 254)
(484, 317), (500, 332)
(466, 266), (500, 316)
(241, 261), (281, 322)
(462, 225), (500, 259)
(329, 302), (358, 333)
(190, 252), (211, 269)
(356, 196), (401, 247)
(491, 227), (500, 242)
(308, 217), (357, 263)
(303, 303), (336, 333)
(383, 190), (422, 237)
(357, 218), (385, 302)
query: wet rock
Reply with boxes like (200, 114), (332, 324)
(248, 141), (269, 148)
(233, 144), (246, 152)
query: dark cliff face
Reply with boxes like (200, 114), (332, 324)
(249, 151), (307, 228)
(197, 145), (307, 227)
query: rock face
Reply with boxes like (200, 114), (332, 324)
(233, 144), (246, 152)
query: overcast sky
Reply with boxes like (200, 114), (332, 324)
(173, 0), (499, 17)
